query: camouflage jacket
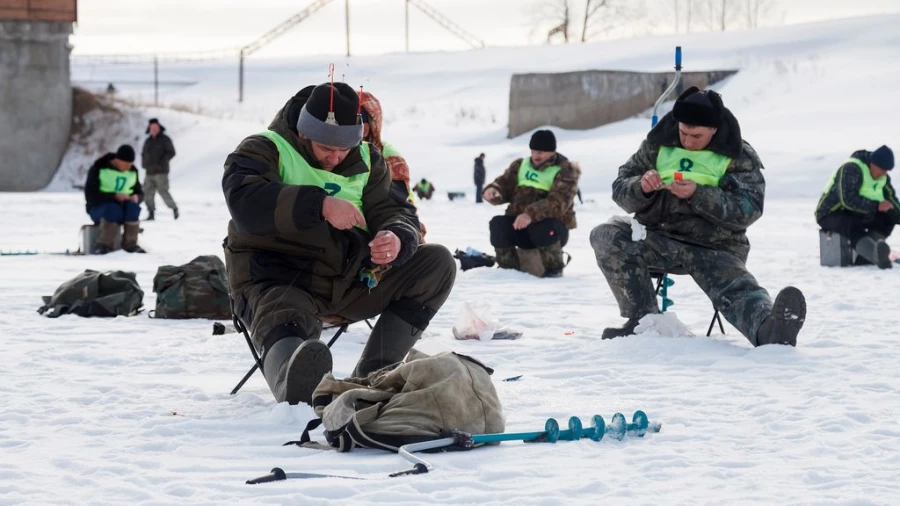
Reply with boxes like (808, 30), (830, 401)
(815, 150), (900, 224)
(612, 109), (764, 260)
(484, 153), (581, 229)
(222, 88), (421, 300)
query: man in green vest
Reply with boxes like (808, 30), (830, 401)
(414, 178), (435, 200)
(83, 144), (145, 254)
(483, 130), (581, 278)
(590, 86), (806, 347)
(222, 83), (456, 406)
(816, 145), (899, 269)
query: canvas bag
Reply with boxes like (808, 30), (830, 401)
(150, 255), (231, 319)
(38, 269), (144, 318)
(296, 349), (505, 452)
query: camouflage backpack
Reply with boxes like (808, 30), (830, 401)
(38, 269), (144, 318)
(150, 255), (231, 320)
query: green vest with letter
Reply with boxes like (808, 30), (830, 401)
(656, 147), (731, 187)
(99, 168), (138, 195)
(258, 130), (372, 219)
(517, 158), (562, 191)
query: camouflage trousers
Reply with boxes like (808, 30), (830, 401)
(589, 217), (772, 344)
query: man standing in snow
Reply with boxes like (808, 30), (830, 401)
(474, 153), (486, 203)
(590, 86), (806, 346)
(222, 83), (456, 406)
(483, 130), (581, 278)
(816, 145), (899, 269)
(141, 118), (178, 221)
(83, 144), (145, 254)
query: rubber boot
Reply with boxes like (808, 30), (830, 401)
(146, 209), (155, 221)
(539, 242), (566, 278)
(122, 221), (145, 253)
(262, 336), (333, 405)
(494, 246), (519, 270)
(854, 234), (892, 269)
(173, 207), (179, 220)
(352, 310), (424, 378)
(94, 218), (119, 254)
(755, 286), (806, 347)
(601, 318), (642, 340)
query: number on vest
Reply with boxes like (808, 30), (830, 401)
(679, 158), (694, 172)
(525, 171), (539, 182)
(324, 182), (342, 196)
(114, 176), (127, 192)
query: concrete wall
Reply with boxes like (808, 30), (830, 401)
(0, 20), (72, 191)
(508, 69), (736, 138)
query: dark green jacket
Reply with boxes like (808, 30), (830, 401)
(141, 133), (176, 175)
(815, 150), (900, 224)
(612, 109), (764, 260)
(222, 88), (421, 302)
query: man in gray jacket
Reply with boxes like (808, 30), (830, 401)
(141, 118), (179, 220)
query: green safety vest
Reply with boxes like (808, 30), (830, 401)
(258, 130), (372, 219)
(656, 146), (731, 187)
(381, 140), (401, 159)
(517, 158), (562, 191)
(821, 158), (886, 204)
(415, 181), (432, 193)
(98, 168), (138, 195)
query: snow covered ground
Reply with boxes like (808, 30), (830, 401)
(3, 13), (900, 505)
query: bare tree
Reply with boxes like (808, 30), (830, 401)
(580, 0), (640, 41)
(742, 0), (779, 28)
(700, 0), (738, 31)
(527, 0), (573, 43)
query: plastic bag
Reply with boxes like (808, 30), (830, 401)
(452, 301), (522, 340)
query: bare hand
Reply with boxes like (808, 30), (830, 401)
(668, 180), (697, 200)
(512, 213), (533, 230)
(130, 194), (139, 203)
(641, 170), (665, 193)
(114, 193), (130, 202)
(878, 200), (894, 212)
(369, 230), (401, 265)
(483, 187), (501, 204)
(322, 196), (366, 230)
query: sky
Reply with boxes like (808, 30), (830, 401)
(69, 0), (900, 58)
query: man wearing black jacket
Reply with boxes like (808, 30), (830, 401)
(816, 145), (899, 269)
(141, 118), (178, 221)
(84, 145), (145, 254)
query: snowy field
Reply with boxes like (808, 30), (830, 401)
(3, 13), (900, 505)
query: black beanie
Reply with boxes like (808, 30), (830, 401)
(304, 82), (359, 126)
(871, 145), (894, 171)
(115, 144), (135, 163)
(529, 130), (557, 152)
(673, 86), (723, 128)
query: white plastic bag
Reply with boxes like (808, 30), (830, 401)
(452, 301), (499, 340)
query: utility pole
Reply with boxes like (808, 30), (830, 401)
(153, 56), (159, 106)
(238, 50), (245, 103)
(345, 0), (350, 57)
(405, 0), (409, 52)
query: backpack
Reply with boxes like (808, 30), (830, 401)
(150, 255), (231, 320)
(453, 248), (496, 271)
(38, 270), (144, 318)
(294, 349), (505, 452)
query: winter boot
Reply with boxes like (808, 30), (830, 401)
(601, 318), (642, 340)
(854, 234), (892, 269)
(262, 336), (333, 405)
(145, 209), (155, 221)
(122, 221), (145, 253)
(517, 248), (545, 277)
(539, 242), (567, 278)
(494, 247), (520, 270)
(94, 218), (119, 254)
(352, 310), (424, 378)
(755, 286), (806, 347)
(173, 207), (179, 220)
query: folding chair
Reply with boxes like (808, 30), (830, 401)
(229, 314), (373, 396)
(650, 267), (725, 337)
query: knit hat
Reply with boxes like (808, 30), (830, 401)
(529, 130), (557, 152)
(115, 144), (135, 163)
(296, 82), (363, 149)
(673, 86), (723, 128)
(871, 145), (894, 171)
(145, 118), (165, 134)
